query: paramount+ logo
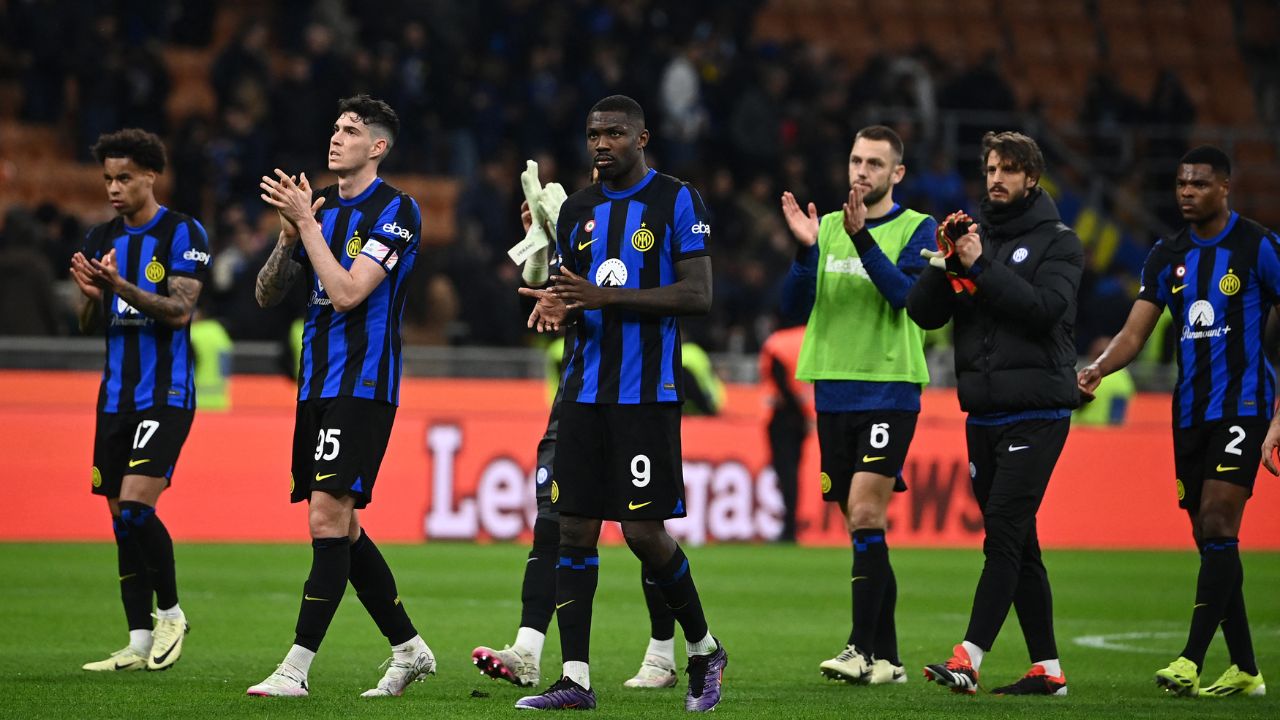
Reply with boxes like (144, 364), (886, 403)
(381, 222), (414, 242)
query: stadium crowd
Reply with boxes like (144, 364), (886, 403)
(0, 0), (1239, 357)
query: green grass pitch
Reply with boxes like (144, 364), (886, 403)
(2, 542), (1277, 719)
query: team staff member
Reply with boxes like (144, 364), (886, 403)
(515, 95), (727, 712)
(779, 125), (935, 685)
(73, 129), (210, 673)
(247, 95), (433, 699)
(1082, 146), (1276, 698)
(758, 323), (811, 543)
(908, 131), (1083, 697)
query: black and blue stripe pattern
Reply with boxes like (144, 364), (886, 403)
(1138, 212), (1280, 428)
(85, 207), (210, 413)
(555, 170), (710, 405)
(295, 178), (421, 406)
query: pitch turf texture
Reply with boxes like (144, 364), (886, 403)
(3, 543), (1277, 719)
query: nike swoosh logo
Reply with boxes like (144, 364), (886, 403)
(1193, 603), (1208, 609)
(1171, 284), (1187, 293)
(114, 661), (136, 670)
(315, 473), (337, 482)
(151, 641), (179, 665)
(577, 238), (597, 251)
(555, 600), (575, 610)
(851, 576), (868, 583)
(119, 573), (137, 582)
(1008, 445), (1030, 452)
(1215, 465), (1239, 473)
(628, 500), (653, 510)
(304, 595), (330, 602)
(128, 459), (150, 468)
(861, 455), (885, 463)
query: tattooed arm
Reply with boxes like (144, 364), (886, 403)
(256, 233), (303, 308)
(116, 276), (204, 329)
(83, 249), (202, 329)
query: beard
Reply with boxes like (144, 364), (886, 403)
(986, 185), (1028, 208)
(862, 179), (891, 208)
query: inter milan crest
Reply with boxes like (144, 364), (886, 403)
(1219, 270), (1240, 296)
(144, 258), (166, 283)
(346, 231), (362, 258)
(631, 223), (655, 252)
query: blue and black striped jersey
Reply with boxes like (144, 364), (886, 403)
(294, 178), (421, 406)
(556, 169), (711, 404)
(1138, 212), (1280, 428)
(83, 207), (211, 413)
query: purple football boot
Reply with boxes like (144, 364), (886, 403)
(514, 676), (597, 710)
(685, 639), (727, 712)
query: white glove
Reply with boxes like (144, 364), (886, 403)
(921, 247), (948, 270)
(510, 160), (553, 267)
(520, 228), (551, 285)
(537, 182), (567, 238)
(521, 160), (548, 227)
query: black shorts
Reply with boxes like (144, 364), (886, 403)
(534, 393), (562, 522)
(553, 401), (685, 520)
(92, 406), (194, 497)
(290, 397), (396, 509)
(816, 411), (916, 502)
(1172, 418), (1266, 510)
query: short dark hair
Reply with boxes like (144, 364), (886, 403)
(981, 131), (1045, 182)
(589, 95), (645, 127)
(1179, 145), (1231, 177)
(91, 128), (167, 173)
(854, 125), (904, 164)
(337, 94), (400, 147)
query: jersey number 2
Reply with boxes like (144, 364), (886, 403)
(1225, 425), (1246, 456)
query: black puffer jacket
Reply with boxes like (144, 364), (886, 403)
(907, 189), (1084, 414)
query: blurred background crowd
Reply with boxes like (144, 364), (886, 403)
(0, 0), (1277, 367)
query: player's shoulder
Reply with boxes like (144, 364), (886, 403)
(562, 184), (606, 218)
(86, 217), (125, 242)
(1230, 214), (1274, 244)
(1158, 227), (1193, 255)
(646, 171), (702, 205)
(159, 207), (206, 233)
(371, 179), (421, 216)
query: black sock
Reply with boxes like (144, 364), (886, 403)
(1221, 556), (1258, 675)
(1181, 537), (1241, 669)
(118, 501), (178, 610)
(654, 545), (709, 644)
(293, 537), (351, 652)
(113, 516), (154, 631)
(849, 529), (888, 654)
(556, 545), (598, 663)
(349, 530), (417, 645)
(519, 518), (559, 633)
(642, 566), (676, 641)
(873, 564), (900, 665)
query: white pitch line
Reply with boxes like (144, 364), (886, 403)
(1075, 628), (1280, 654)
(1073, 631), (1184, 654)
